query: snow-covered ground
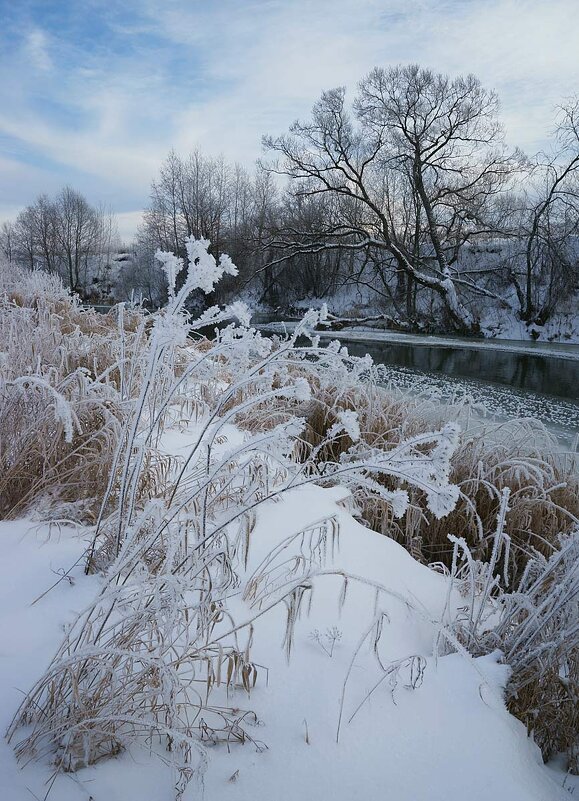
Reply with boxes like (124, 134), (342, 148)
(0, 431), (576, 801)
(479, 305), (579, 344)
(280, 279), (579, 345)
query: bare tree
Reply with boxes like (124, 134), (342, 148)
(143, 151), (282, 304)
(266, 190), (347, 301)
(35, 194), (59, 274)
(53, 187), (102, 291)
(512, 99), (579, 324)
(11, 196), (58, 273)
(264, 64), (518, 332)
(9, 188), (117, 297)
(13, 206), (37, 271)
(0, 221), (15, 265)
(145, 150), (236, 260)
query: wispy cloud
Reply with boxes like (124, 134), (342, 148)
(24, 28), (53, 72)
(1, 0), (578, 239)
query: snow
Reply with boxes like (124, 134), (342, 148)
(183, 237), (238, 295)
(480, 306), (579, 344)
(199, 486), (571, 801)
(335, 409), (361, 442)
(155, 250), (183, 298)
(0, 489), (572, 800)
(0, 520), (101, 801)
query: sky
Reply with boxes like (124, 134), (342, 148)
(1, 0), (578, 242)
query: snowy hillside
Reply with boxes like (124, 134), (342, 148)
(0, 485), (572, 801)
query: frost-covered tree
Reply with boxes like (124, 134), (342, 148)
(511, 99), (579, 324)
(0, 221), (15, 265)
(9, 188), (117, 296)
(263, 64), (519, 332)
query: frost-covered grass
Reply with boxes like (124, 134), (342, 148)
(236, 366), (579, 580)
(236, 362), (579, 768)
(449, 520), (579, 772)
(1, 243), (577, 799)
(0, 263), (147, 520)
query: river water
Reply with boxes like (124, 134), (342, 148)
(253, 318), (579, 436)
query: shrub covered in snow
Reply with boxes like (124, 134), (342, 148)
(0, 261), (149, 519)
(5, 240), (466, 797)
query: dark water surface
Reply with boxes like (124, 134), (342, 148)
(342, 339), (579, 401)
(253, 316), (579, 402)
(254, 318), (579, 434)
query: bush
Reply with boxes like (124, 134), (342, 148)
(0, 263), (151, 519)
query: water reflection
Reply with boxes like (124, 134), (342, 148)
(341, 341), (578, 401)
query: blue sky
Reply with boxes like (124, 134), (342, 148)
(1, 0), (578, 241)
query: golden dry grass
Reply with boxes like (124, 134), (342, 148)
(238, 374), (578, 585)
(0, 263), (148, 520)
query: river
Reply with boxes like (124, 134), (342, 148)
(253, 318), (579, 436)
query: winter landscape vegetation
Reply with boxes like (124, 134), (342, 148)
(1, 2), (578, 800)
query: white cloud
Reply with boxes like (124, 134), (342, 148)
(0, 110), (161, 196)
(24, 29), (53, 72)
(150, 0), (579, 156)
(0, 155), (64, 215)
(116, 210), (144, 243)
(1, 0), (579, 241)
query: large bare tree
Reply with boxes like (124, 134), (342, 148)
(264, 64), (518, 331)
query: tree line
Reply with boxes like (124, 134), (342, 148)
(2, 64), (578, 333)
(1, 187), (118, 297)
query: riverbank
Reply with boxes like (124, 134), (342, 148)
(254, 321), (579, 360)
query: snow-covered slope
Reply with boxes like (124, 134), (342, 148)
(0, 485), (571, 801)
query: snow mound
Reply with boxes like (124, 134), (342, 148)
(0, 488), (569, 800)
